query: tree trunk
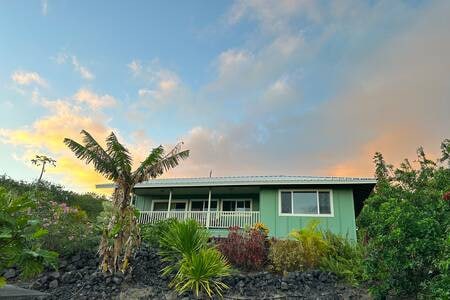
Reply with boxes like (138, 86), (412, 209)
(99, 184), (140, 274)
(38, 162), (45, 183)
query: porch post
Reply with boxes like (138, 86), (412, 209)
(166, 189), (172, 218)
(206, 189), (212, 228)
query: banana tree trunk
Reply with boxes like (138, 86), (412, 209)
(99, 184), (140, 274)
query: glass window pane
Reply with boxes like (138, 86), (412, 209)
(210, 200), (218, 211)
(319, 192), (331, 214)
(293, 192), (317, 214)
(222, 201), (235, 211)
(236, 201), (246, 211)
(191, 201), (203, 211)
(171, 202), (186, 211)
(153, 202), (168, 211)
(281, 192), (292, 213)
(244, 201), (251, 209)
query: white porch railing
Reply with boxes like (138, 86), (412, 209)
(138, 210), (260, 229)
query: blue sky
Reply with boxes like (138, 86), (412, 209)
(1, 0), (449, 192)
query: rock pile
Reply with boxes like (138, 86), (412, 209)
(3, 246), (368, 299)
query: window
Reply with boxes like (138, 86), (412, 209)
(152, 201), (187, 211)
(279, 190), (333, 216)
(222, 199), (251, 212)
(191, 200), (218, 211)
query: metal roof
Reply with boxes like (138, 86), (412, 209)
(133, 175), (377, 189)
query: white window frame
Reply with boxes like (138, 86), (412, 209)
(220, 199), (253, 212)
(151, 200), (188, 211)
(278, 189), (334, 217)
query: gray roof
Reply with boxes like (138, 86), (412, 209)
(133, 175), (376, 189)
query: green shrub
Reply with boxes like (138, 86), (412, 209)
(38, 200), (98, 256)
(421, 234), (450, 299)
(0, 189), (58, 286)
(289, 220), (328, 269)
(140, 218), (178, 247)
(268, 239), (304, 273)
(171, 248), (231, 298)
(159, 219), (209, 275)
(320, 231), (365, 286)
(358, 141), (450, 298)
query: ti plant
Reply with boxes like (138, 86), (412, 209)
(64, 130), (189, 274)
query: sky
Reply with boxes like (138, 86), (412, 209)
(0, 0), (449, 193)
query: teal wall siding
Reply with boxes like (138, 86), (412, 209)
(259, 188), (356, 240)
(135, 188), (356, 240)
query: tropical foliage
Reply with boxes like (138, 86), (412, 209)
(0, 175), (106, 219)
(159, 219), (230, 298)
(31, 155), (56, 183)
(0, 189), (58, 286)
(37, 200), (98, 256)
(358, 139), (450, 298)
(320, 231), (365, 286)
(268, 239), (304, 273)
(64, 130), (189, 273)
(217, 226), (268, 271)
(140, 218), (178, 247)
(289, 220), (328, 269)
(159, 219), (209, 275)
(171, 248), (230, 298)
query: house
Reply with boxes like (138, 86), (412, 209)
(133, 175), (376, 240)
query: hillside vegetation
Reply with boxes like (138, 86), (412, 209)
(0, 175), (107, 219)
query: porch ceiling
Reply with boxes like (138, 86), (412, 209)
(134, 186), (260, 196)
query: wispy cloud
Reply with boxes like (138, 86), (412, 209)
(11, 70), (47, 87)
(54, 52), (95, 80)
(41, 0), (48, 16)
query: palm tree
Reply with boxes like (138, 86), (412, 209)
(64, 130), (189, 273)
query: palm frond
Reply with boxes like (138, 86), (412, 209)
(132, 142), (189, 183)
(106, 132), (132, 178)
(64, 131), (119, 180)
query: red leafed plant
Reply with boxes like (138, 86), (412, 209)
(217, 226), (268, 271)
(443, 191), (450, 201)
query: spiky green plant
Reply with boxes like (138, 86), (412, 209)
(159, 219), (209, 275)
(64, 130), (189, 273)
(171, 248), (231, 298)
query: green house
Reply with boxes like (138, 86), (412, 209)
(133, 175), (376, 240)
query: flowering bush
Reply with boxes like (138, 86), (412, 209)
(217, 226), (268, 271)
(38, 200), (98, 256)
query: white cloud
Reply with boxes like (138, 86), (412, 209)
(73, 89), (117, 110)
(11, 70), (47, 87)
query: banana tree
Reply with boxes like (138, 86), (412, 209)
(64, 130), (189, 273)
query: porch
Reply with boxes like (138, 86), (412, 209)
(134, 185), (261, 229)
(138, 210), (260, 228)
